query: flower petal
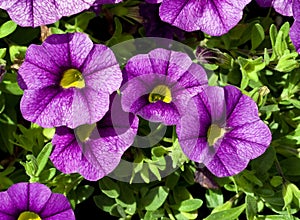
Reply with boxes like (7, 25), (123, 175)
(225, 85), (260, 127)
(40, 193), (74, 220)
(273, 0), (293, 16)
(0, 191), (17, 217)
(159, 0), (251, 35)
(41, 33), (94, 70)
(82, 44), (122, 93)
(290, 21), (300, 53)
(0, 0), (94, 27)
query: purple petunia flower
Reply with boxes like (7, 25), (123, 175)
(121, 48), (208, 126)
(50, 93), (138, 181)
(177, 85), (272, 177)
(147, 0), (251, 36)
(18, 32), (122, 129)
(0, 0), (95, 27)
(0, 182), (75, 220)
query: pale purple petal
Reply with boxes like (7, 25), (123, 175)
(206, 140), (249, 177)
(226, 121), (271, 159)
(41, 33), (94, 71)
(273, 0), (293, 16)
(81, 44), (122, 93)
(290, 20), (300, 53)
(0, 0), (95, 27)
(225, 86), (260, 127)
(159, 0), (251, 35)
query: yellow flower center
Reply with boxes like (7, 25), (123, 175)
(207, 124), (226, 146)
(148, 85), (172, 103)
(60, 68), (85, 89)
(75, 123), (97, 142)
(18, 211), (41, 220)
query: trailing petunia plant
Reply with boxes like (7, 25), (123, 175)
(0, 0), (300, 219)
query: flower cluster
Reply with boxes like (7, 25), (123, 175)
(18, 31), (271, 180)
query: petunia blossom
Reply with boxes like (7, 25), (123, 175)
(0, 182), (75, 220)
(121, 48), (208, 126)
(18, 32), (122, 129)
(50, 93), (139, 181)
(177, 85), (272, 177)
(255, 0), (293, 16)
(147, 0), (251, 36)
(0, 0), (95, 27)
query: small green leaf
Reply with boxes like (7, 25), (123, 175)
(36, 143), (53, 176)
(251, 23), (265, 50)
(142, 186), (169, 211)
(205, 190), (224, 208)
(94, 194), (116, 213)
(0, 20), (17, 38)
(171, 199), (203, 212)
(99, 177), (120, 198)
(270, 176), (283, 188)
(283, 183), (293, 209)
(205, 204), (246, 220)
(0, 48), (6, 59)
(246, 195), (257, 220)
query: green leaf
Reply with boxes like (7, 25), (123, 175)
(270, 176), (283, 188)
(99, 177), (120, 198)
(142, 186), (169, 211)
(173, 186), (193, 204)
(283, 183), (293, 209)
(71, 185), (94, 205)
(94, 194), (116, 213)
(251, 23), (265, 50)
(280, 157), (300, 176)
(246, 195), (257, 220)
(205, 204), (246, 220)
(171, 199), (203, 212)
(115, 184), (136, 215)
(36, 143), (52, 176)
(251, 147), (275, 174)
(0, 48), (6, 59)
(0, 20), (17, 38)
(205, 190), (224, 208)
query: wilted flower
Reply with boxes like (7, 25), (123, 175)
(50, 93), (138, 181)
(177, 85), (272, 177)
(0, 182), (75, 220)
(0, 0), (95, 27)
(90, 0), (122, 14)
(139, 2), (184, 39)
(18, 32), (122, 129)
(121, 48), (208, 125)
(147, 0), (251, 36)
